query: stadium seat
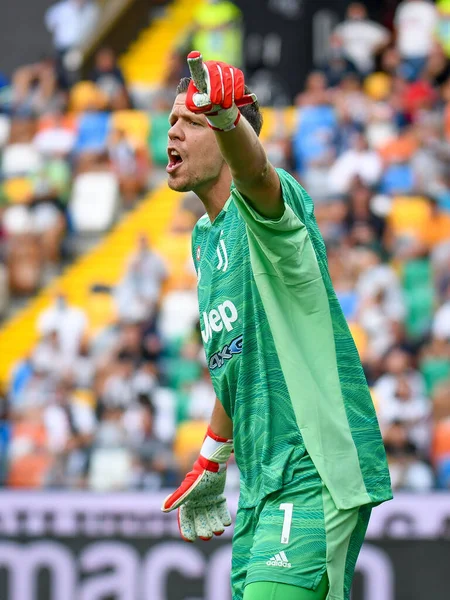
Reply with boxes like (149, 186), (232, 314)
(388, 196), (431, 240)
(69, 172), (120, 233)
(70, 81), (109, 113)
(85, 288), (117, 337)
(2, 177), (34, 204)
(173, 419), (209, 474)
(88, 448), (133, 491)
(2, 205), (34, 234)
(111, 110), (150, 147)
(74, 112), (111, 154)
(0, 114), (11, 148)
(1, 143), (42, 178)
(259, 107), (297, 144)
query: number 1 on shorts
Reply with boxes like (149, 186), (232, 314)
(279, 503), (293, 545)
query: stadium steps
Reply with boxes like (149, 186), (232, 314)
(0, 185), (180, 385)
(120, 0), (205, 85)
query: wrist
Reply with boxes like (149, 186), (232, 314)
(200, 425), (233, 465)
(206, 105), (240, 132)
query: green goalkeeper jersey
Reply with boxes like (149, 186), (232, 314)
(191, 169), (392, 510)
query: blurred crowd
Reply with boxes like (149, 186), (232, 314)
(1, 0), (450, 494)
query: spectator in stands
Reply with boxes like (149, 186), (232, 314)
(384, 421), (435, 491)
(0, 261), (8, 319)
(37, 292), (88, 361)
(45, 0), (100, 86)
(90, 48), (130, 110)
(12, 59), (62, 117)
(328, 131), (383, 194)
(431, 380), (450, 487)
(29, 178), (66, 271)
(320, 34), (359, 89)
(375, 347), (431, 454)
(433, 280), (450, 340)
(293, 72), (337, 201)
(100, 351), (136, 409)
(333, 3), (390, 77)
(114, 234), (168, 323)
(127, 396), (177, 490)
(395, 0), (438, 81)
(43, 378), (95, 487)
(185, 364), (216, 422)
(33, 110), (76, 158)
(108, 128), (149, 206)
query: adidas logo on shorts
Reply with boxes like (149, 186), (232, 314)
(266, 551), (291, 568)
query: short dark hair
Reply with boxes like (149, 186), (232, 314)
(176, 77), (263, 137)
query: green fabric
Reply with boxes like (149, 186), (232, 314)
(402, 259), (431, 291)
(421, 358), (450, 395)
(192, 168), (392, 510)
(322, 485), (371, 599)
(243, 577), (329, 600)
(148, 112), (170, 166)
(32, 159), (72, 203)
(232, 454), (328, 597)
(405, 286), (434, 339)
(343, 505), (372, 600)
(230, 454), (370, 600)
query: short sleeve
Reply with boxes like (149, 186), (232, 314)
(231, 169), (321, 285)
(231, 168), (312, 232)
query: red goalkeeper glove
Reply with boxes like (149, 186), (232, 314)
(161, 426), (233, 542)
(185, 51), (257, 132)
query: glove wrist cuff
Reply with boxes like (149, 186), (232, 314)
(201, 426), (233, 464)
(206, 105), (240, 132)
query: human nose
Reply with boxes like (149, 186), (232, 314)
(168, 120), (184, 141)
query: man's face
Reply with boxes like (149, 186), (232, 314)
(166, 93), (225, 193)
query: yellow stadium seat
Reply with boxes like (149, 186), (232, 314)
(3, 178), (34, 204)
(111, 110), (150, 147)
(348, 322), (368, 362)
(388, 196), (431, 239)
(85, 290), (117, 338)
(364, 72), (392, 101)
(158, 230), (196, 292)
(70, 81), (109, 112)
(173, 419), (209, 473)
(260, 107), (297, 143)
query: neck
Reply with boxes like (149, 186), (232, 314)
(194, 166), (233, 223)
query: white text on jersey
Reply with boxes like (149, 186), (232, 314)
(201, 301), (238, 344)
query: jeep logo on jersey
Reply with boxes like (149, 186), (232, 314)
(201, 301), (238, 343)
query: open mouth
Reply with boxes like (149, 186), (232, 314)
(167, 149), (184, 173)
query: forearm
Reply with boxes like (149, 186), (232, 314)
(214, 119), (283, 219)
(210, 397), (233, 439)
(215, 116), (268, 186)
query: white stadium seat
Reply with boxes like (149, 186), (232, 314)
(88, 448), (133, 491)
(0, 114), (11, 148)
(69, 172), (120, 233)
(2, 143), (43, 177)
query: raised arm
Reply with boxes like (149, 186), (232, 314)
(185, 52), (284, 219)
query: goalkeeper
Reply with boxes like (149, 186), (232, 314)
(162, 52), (392, 600)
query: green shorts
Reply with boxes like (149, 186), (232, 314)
(231, 453), (372, 600)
